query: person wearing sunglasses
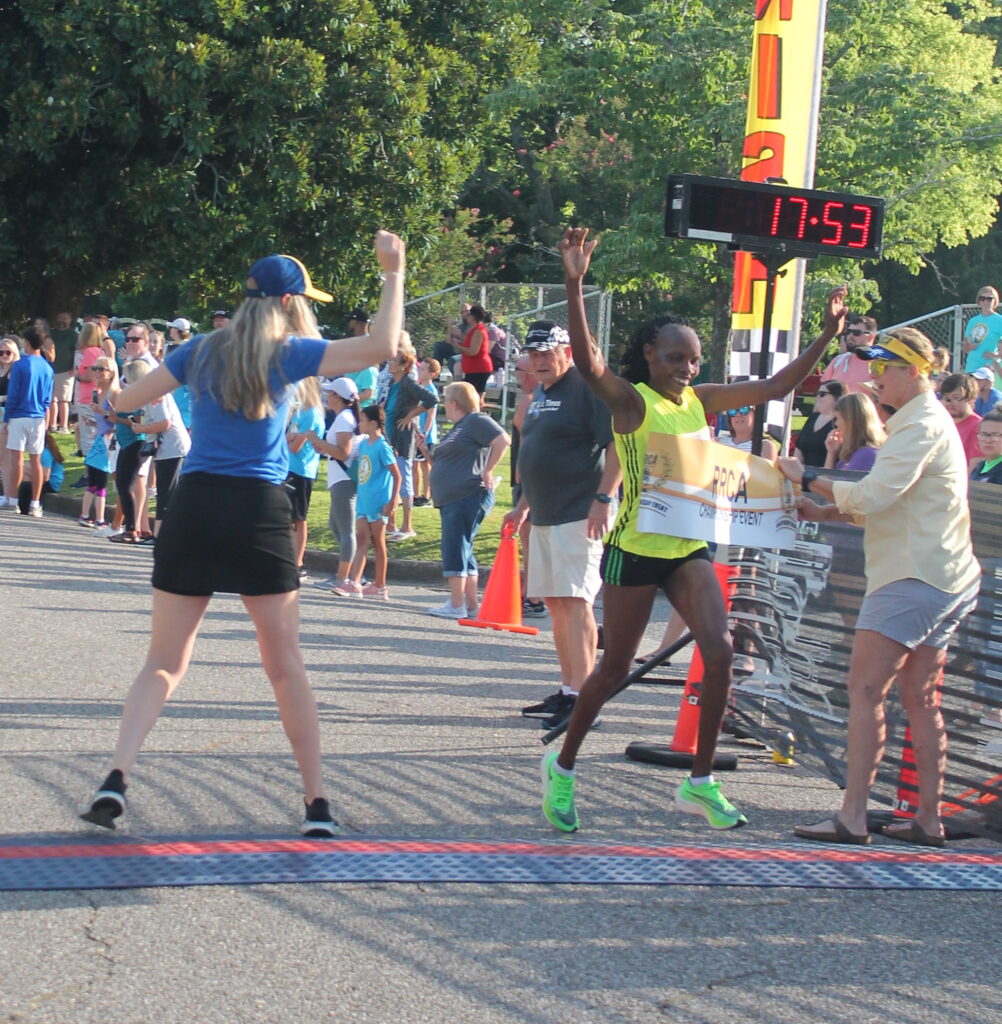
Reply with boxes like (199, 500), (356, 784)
(962, 286), (1002, 375)
(718, 405), (778, 461)
(793, 380), (844, 467)
(777, 327), (980, 847)
(122, 322), (159, 369)
(968, 407), (1002, 736)
(819, 314), (878, 395)
(540, 226), (846, 836)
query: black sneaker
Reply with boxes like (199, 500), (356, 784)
(522, 599), (547, 618)
(80, 789), (126, 829)
(522, 690), (565, 719)
(298, 566), (309, 581)
(413, 496), (430, 507)
(540, 692), (577, 730)
(539, 693), (601, 732)
(301, 797), (340, 837)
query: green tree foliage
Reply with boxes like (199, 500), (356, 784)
(463, 0), (1002, 358)
(0, 0), (532, 321)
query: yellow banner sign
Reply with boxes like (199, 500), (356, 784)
(731, 0), (827, 333)
(637, 434), (799, 549)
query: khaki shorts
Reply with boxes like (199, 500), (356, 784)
(5, 417), (46, 454)
(527, 518), (603, 603)
(53, 370), (74, 403)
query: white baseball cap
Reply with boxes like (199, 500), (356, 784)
(321, 377), (359, 400)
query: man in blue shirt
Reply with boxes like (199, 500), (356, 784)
(3, 326), (54, 515)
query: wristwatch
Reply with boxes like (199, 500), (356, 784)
(801, 468), (818, 493)
(594, 492), (613, 504)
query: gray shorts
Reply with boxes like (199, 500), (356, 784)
(856, 578), (979, 650)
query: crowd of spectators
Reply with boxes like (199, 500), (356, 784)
(4, 271), (1001, 842)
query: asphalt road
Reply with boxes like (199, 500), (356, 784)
(1, 511), (1000, 1024)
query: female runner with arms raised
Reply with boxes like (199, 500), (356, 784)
(540, 226), (845, 833)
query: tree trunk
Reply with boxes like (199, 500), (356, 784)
(708, 250), (735, 383)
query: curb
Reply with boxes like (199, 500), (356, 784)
(40, 490), (451, 586)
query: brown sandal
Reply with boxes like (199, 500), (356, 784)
(879, 819), (946, 848)
(108, 532), (137, 544)
(793, 815), (872, 845)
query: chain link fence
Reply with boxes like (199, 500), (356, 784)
(881, 304), (978, 371)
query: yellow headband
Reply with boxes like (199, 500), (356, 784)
(875, 336), (932, 377)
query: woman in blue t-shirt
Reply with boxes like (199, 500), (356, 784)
(80, 233), (406, 838)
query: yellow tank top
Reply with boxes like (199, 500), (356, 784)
(606, 382), (710, 559)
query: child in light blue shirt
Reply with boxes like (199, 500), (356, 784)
(347, 405), (400, 599)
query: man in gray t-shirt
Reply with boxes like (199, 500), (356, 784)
(503, 322), (619, 729)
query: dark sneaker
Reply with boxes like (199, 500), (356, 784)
(522, 599), (547, 618)
(540, 693), (600, 732)
(301, 797), (340, 837)
(522, 690), (565, 719)
(80, 789), (126, 830)
(538, 692), (577, 728)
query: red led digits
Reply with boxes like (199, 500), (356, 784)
(667, 174), (883, 260)
(821, 201), (844, 246)
(769, 196), (809, 239)
(847, 204), (872, 249)
(790, 196), (808, 239)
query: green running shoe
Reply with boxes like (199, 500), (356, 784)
(541, 750), (579, 832)
(675, 777), (747, 830)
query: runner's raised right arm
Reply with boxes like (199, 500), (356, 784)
(561, 227), (645, 434)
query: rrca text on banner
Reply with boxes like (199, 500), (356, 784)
(636, 433), (800, 549)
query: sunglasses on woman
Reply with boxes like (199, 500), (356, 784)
(727, 406), (752, 416)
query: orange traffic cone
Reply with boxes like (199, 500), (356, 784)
(669, 563), (737, 754)
(460, 526), (539, 636)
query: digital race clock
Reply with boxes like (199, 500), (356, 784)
(665, 173), (884, 261)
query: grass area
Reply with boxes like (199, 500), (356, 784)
(54, 430), (514, 566)
(306, 444), (514, 565)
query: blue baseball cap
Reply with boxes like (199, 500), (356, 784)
(245, 254), (333, 303)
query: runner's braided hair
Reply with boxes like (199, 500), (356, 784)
(620, 314), (691, 385)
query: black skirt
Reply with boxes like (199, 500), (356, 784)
(152, 472), (298, 596)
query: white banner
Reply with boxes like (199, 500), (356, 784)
(636, 433), (800, 549)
